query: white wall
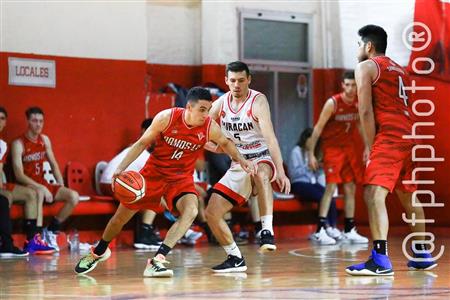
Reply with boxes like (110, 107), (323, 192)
(1, 1), (147, 60)
(337, 0), (415, 68)
(1, 0), (416, 67)
(201, 0), (324, 67)
(145, 0), (324, 67)
(147, 1), (201, 65)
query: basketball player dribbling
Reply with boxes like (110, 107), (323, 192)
(346, 25), (437, 276)
(75, 87), (255, 277)
(205, 61), (290, 273)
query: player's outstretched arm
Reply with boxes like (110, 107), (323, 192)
(253, 94), (290, 194)
(42, 135), (64, 186)
(208, 120), (255, 175)
(114, 109), (171, 176)
(204, 141), (224, 153)
(355, 60), (377, 149)
(307, 98), (334, 171)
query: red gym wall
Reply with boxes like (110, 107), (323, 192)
(0, 52), (147, 174)
(2, 52), (449, 225)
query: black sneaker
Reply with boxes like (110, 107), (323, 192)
(0, 246), (29, 258)
(134, 231), (162, 251)
(212, 255), (247, 273)
(259, 229), (277, 251)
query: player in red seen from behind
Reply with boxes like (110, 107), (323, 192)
(346, 24), (437, 276)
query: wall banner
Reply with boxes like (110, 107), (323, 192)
(8, 57), (56, 88)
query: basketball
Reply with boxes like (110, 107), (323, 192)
(113, 171), (146, 204)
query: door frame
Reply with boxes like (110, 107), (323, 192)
(248, 64), (313, 136)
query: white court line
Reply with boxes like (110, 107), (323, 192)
(288, 246), (364, 262)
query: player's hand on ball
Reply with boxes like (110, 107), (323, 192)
(111, 169), (123, 192)
(113, 171), (146, 204)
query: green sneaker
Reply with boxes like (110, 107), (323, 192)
(143, 254), (174, 277)
(74, 247), (111, 275)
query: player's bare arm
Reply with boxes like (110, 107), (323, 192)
(307, 98), (334, 171)
(208, 96), (224, 120)
(203, 141), (224, 153)
(114, 109), (171, 176)
(42, 134), (64, 186)
(356, 122), (370, 162)
(355, 60), (377, 149)
(208, 120), (255, 175)
(204, 98), (226, 153)
(252, 94), (291, 194)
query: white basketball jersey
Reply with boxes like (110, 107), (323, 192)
(219, 89), (269, 156)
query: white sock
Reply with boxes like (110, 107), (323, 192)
(261, 215), (274, 234)
(223, 242), (242, 258)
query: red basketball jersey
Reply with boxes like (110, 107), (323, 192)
(20, 134), (47, 183)
(370, 56), (414, 140)
(321, 93), (359, 147)
(143, 108), (211, 179)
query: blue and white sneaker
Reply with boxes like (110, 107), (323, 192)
(178, 228), (203, 246)
(43, 228), (60, 252)
(346, 250), (394, 276)
(407, 251), (437, 270)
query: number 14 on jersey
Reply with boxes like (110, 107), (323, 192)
(171, 149), (184, 160)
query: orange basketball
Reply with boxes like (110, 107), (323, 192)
(113, 171), (146, 204)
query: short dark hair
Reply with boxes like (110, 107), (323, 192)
(186, 87), (212, 103)
(26, 107), (44, 119)
(358, 24), (387, 54)
(298, 128), (313, 148)
(297, 127), (321, 157)
(0, 107), (7, 118)
(141, 118), (153, 130)
(226, 61), (250, 77)
(342, 70), (355, 81)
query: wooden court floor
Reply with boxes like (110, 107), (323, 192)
(1, 237), (449, 299)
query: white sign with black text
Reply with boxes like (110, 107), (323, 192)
(8, 57), (56, 88)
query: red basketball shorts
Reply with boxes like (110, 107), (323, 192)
(323, 146), (364, 184)
(364, 135), (417, 193)
(121, 166), (198, 213)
